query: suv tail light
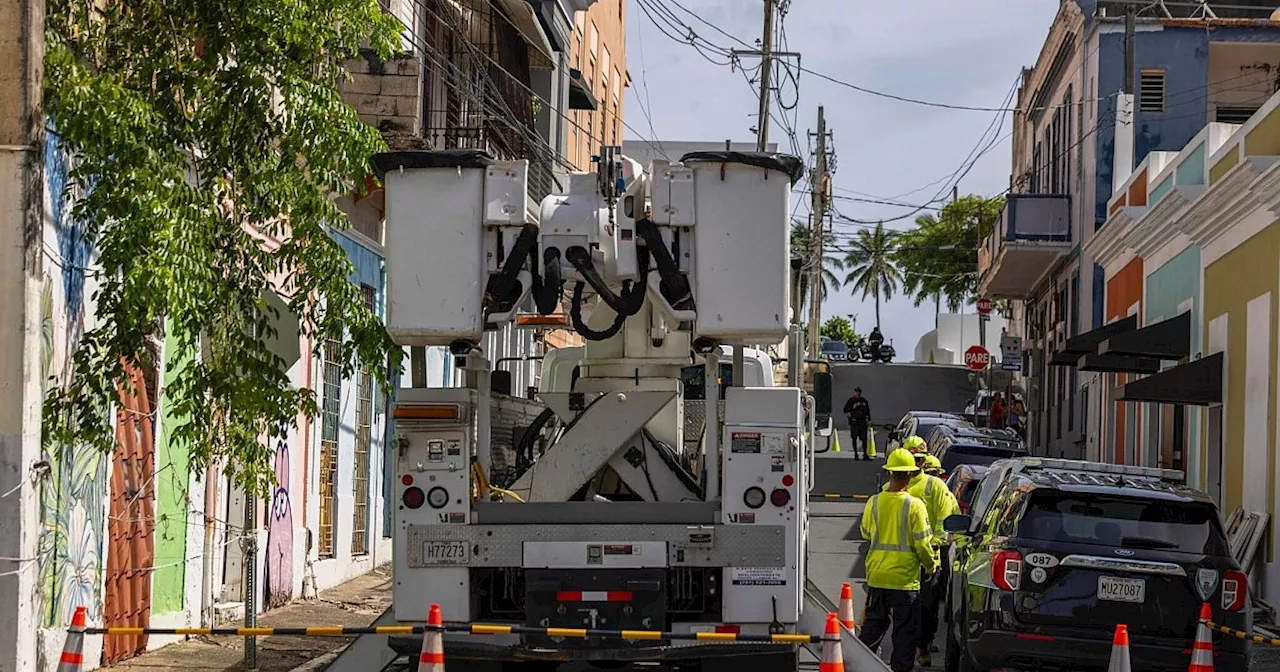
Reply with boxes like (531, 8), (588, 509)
(992, 550), (1022, 592)
(1223, 570), (1247, 611)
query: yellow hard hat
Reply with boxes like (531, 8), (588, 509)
(884, 448), (919, 472)
(903, 435), (927, 453)
(924, 454), (942, 470)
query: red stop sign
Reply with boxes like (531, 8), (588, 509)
(965, 345), (991, 371)
(977, 297), (994, 315)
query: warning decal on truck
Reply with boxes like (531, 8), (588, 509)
(730, 567), (787, 586)
(730, 432), (762, 454)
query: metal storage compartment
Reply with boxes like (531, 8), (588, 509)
(682, 152), (802, 343)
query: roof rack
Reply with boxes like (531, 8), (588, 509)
(1014, 457), (1185, 484)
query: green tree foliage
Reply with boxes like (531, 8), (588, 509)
(43, 0), (405, 493)
(819, 316), (858, 345)
(790, 222), (844, 312)
(895, 195), (1005, 313)
(842, 222), (901, 328)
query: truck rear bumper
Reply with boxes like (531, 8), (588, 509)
(389, 634), (796, 663)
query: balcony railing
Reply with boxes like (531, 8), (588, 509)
(978, 193), (1072, 299)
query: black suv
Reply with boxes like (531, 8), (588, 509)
(942, 457), (1250, 672)
(925, 424), (1026, 475)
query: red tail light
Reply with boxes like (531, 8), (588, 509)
(714, 624), (741, 634)
(992, 550), (1022, 592)
(1223, 570), (1247, 611)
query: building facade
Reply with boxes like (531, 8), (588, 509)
(1063, 88), (1280, 606)
(979, 0), (1280, 459)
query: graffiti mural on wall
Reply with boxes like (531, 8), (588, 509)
(37, 128), (108, 630)
(265, 437), (294, 608)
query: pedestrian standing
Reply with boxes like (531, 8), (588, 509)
(916, 453), (959, 667)
(989, 392), (1005, 430)
(843, 387), (872, 460)
(859, 448), (939, 672)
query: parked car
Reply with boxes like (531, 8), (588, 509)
(820, 339), (849, 362)
(886, 411), (972, 452)
(943, 457), (1249, 672)
(925, 424), (1026, 475)
(943, 463), (988, 515)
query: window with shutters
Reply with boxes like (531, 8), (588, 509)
(1139, 69), (1166, 112)
(318, 334), (342, 558)
(352, 285), (375, 556)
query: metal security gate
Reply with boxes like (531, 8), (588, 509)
(318, 337), (342, 558)
(102, 360), (157, 665)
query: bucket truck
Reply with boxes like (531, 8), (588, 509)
(331, 146), (891, 672)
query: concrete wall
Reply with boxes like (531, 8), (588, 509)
(831, 363), (976, 451)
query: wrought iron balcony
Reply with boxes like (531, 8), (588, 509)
(978, 193), (1072, 300)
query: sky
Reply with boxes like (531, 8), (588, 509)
(621, 0), (1060, 354)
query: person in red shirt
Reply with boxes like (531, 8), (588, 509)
(989, 393), (1005, 430)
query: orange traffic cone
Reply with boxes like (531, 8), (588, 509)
(418, 604), (446, 672)
(819, 612), (844, 672)
(1188, 602), (1214, 672)
(56, 607), (87, 672)
(1107, 623), (1131, 672)
(837, 583), (856, 632)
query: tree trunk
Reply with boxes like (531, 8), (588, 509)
(874, 292), (881, 328)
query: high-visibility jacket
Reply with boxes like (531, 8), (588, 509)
(879, 473), (954, 546)
(860, 491), (938, 591)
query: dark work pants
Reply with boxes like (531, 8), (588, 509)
(858, 586), (920, 672)
(851, 422), (869, 458)
(917, 559), (944, 653)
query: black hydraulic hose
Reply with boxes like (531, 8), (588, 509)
(570, 281), (628, 341)
(565, 246), (631, 315)
(635, 218), (692, 309)
(533, 247), (562, 315)
(487, 224), (540, 309)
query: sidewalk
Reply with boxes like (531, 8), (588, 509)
(107, 564), (392, 672)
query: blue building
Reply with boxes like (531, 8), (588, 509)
(978, 0), (1280, 458)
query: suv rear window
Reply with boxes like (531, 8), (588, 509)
(1018, 491), (1231, 556)
(948, 443), (1025, 464)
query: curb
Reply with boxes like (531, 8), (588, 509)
(287, 650), (340, 672)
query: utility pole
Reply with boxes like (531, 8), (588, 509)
(756, 0), (774, 151)
(1124, 3), (1136, 95)
(0, 0), (46, 668)
(807, 107), (829, 360)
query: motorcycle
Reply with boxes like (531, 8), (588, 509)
(858, 338), (896, 363)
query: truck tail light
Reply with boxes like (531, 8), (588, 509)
(770, 488), (791, 507)
(992, 550), (1022, 592)
(402, 486), (425, 509)
(1223, 570), (1247, 611)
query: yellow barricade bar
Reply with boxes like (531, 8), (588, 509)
(1204, 620), (1280, 648)
(85, 622), (821, 645)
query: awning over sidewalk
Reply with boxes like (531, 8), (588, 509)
(1098, 311), (1191, 360)
(1049, 314), (1139, 367)
(1078, 353), (1161, 374)
(1115, 352), (1223, 406)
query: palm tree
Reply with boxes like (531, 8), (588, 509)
(842, 222), (901, 328)
(790, 222), (844, 313)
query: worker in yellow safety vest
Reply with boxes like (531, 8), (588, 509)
(915, 452), (960, 667)
(858, 448), (938, 672)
